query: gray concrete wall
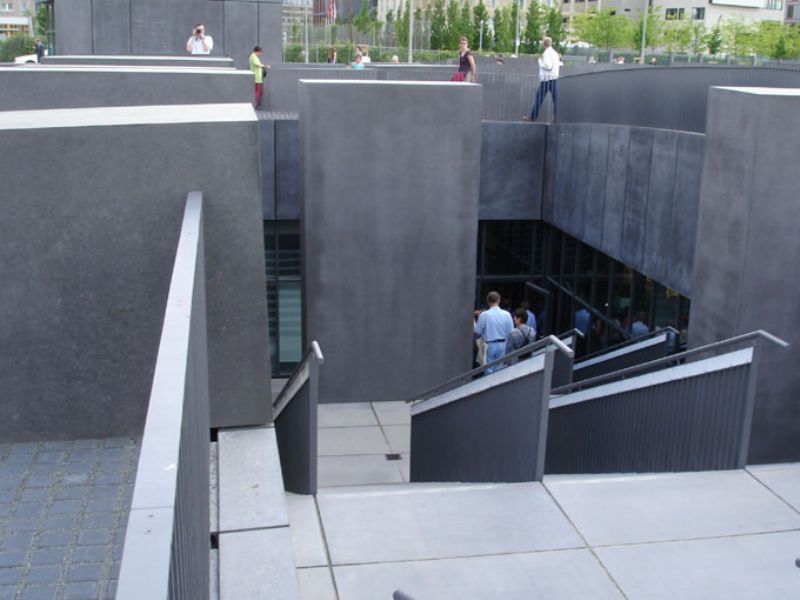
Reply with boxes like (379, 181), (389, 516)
(263, 68), (379, 113)
(300, 81), (481, 403)
(542, 122), (705, 297)
(558, 66), (800, 133)
(479, 121), (545, 220)
(0, 104), (271, 441)
(55, 0), (282, 69)
(42, 55), (235, 68)
(0, 66), (251, 111)
(690, 87), (800, 464)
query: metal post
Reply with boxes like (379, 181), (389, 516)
(305, 0), (310, 64)
(639, 0), (648, 64)
(407, 0), (414, 63)
(479, 20), (484, 51)
(515, 0), (522, 56)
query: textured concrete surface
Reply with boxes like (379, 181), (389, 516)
(42, 55), (235, 68)
(300, 81), (481, 404)
(55, 0), (282, 69)
(0, 66), (251, 112)
(690, 87), (800, 463)
(0, 437), (139, 598)
(0, 104), (270, 438)
(219, 527), (299, 600)
(542, 122), (704, 296)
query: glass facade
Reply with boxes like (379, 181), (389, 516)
(265, 219), (691, 374)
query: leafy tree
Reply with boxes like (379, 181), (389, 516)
(460, 3), (475, 49)
(0, 34), (35, 62)
(472, 0), (489, 49)
(522, 0), (544, 54)
(573, 9), (629, 56)
(494, 7), (515, 52)
(397, 0), (410, 48)
(430, 0), (446, 49)
(688, 21), (706, 60)
(707, 22), (723, 56)
(353, 0), (371, 33)
(386, 9), (394, 23)
(35, 5), (49, 37)
(772, 34), (789, 60)
(545, 6), (565, 51)
(662, 15), (691, 58)
(445, 0), (461, 49)
(721, 17), (755, 59)
(631, 6), (665, 55)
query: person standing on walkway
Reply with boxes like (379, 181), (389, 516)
(249, 46), (267, 108)
(530, 36), (560, 121)
(186, 23), (213, 55)
(452, 36), (476, 82)
(506, 309), (537, 357)
(474, 291), (514, 374)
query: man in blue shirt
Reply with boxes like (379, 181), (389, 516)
(474, 291), (514, 374)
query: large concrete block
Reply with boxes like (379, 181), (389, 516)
(582, 124), (610, 249)
(0, 67), (251, 112)
(42, 55), (235, 68)
(259, 116), (277, 219)
(552, 126), (574, 234)
(478, 121), (545, 220)
(225, 1), (259, 69)
(568, 124), (591, 241)
(601, 126), (630, 258)
(257, 1), (284, 66)
(620, 127), (653, 269)
(300, 81), (481, 403)
(691, 87), (800, 463)
(670, 132), (704, 297)
(93, 0), (131, 54)
(643, 129), (679, 285)
(541, 124), (559, 223)
(275, 118), (301, 220)
(130, 0), (224, 56)
(0, 104), (271, 440)
(55, 0), (93, 54)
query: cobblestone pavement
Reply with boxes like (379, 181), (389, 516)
(0, 438), (140, 600)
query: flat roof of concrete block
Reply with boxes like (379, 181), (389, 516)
(714, 86), (800, 96)
(49, 55), (234, 63)
(298, 79), (481, 86)
(1, 65), (248, 75)
(0, 103), (256, 130)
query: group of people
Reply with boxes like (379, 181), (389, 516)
(473, 292), (538, 374)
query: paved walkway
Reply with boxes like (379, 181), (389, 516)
(286, 401), (800, 600)
(0, 437), (140, 599)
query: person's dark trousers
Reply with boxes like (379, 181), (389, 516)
(531, 79), (558, 121)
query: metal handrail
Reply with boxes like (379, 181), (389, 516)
(272, 340), (324, 419)
(558, 327), (586, 340)
(552, 330), (788, 396)
(405, 334), (573, 406)
(543, 276), (630, 339)
(575, 326), (679, 363)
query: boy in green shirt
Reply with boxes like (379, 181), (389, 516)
(249, 46), (267, 108)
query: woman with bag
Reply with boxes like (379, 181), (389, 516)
(451, 36), (476, 82)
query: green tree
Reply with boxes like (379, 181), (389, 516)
(707, 22), (723, 56)
(0, 33), (34, 62)
(460, 3), (475, 49)
(445, 0), (461, 49)
(353, 0), (371, 33)
(662, 15), (691, 59)
(35, 5), (48, 37)
(631, 7), (665, 55)
(472, 0), (489, 49)
(545, 6), (565, 51)
(397, 0), (410, 47)
(721, 17), (755, 59)
(430, 0), (446, 49)
(573, 9), (629, 56)
(494, 7), (515, 52)
(522, 0), (544, 54)
(688, 21), (706, 60)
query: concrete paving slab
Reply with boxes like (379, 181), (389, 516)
(218, 428), (288, 532)
(545, 470), (800, 547)
(334, 549), (622, 600)
(210, 548), (219, 600)
(318, 427), (391, 456)
(219, 528), (299, 600)
(318, 404), (378, 428)
(210, 441), (218, 534)
(318, 455), (404, 488)
(371, 401), (411, 426)
(297, 567), (337, 600)
(596, 530), (800, 600)
(382, 425), (411, 454)
(747, 463), (800, 513)
(286, 493), (328, 568)
(317, 482), (584, 565)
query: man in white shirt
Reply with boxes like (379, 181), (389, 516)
(186, 23), (214, 55)
(530, 36), (560, 121)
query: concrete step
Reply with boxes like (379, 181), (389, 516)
(216, 426), (300, 600)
